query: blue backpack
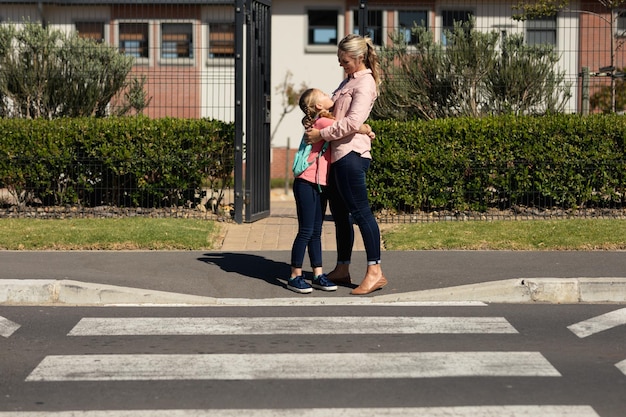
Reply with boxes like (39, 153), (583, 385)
(292, 134), (329, 176)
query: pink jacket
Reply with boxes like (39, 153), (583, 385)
(319, 69), (378, 162)
(298, 117), (333, 186)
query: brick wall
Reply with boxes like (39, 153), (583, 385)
(271, 147), (298, 180)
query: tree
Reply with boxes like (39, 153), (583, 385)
(484, 34), (571, 115)
(271, 70), (307, 143)
(113, 75), (153, 116)
(372, 21), (570, 120)
(0, 22), (146, 119)
(373, 28), (449, 120)
(513, 0), (626, 113)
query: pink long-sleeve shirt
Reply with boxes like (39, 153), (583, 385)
(320, 68), (378, 162)
(298, 116), (333, 186)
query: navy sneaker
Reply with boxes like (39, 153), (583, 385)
(287, 276), (313, 294)
(311, 274), (338, 291)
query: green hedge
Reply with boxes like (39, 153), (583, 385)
(0, 117), (234, 208)
(2, 114), (625, 214)
(368, 114), (626, 213)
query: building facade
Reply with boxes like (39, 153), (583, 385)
(1, 0), (623, 178)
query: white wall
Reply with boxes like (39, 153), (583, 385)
(271, 0), (347, 149)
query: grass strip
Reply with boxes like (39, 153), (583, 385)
(0, 218), (221, 250)
(382, 219), (626, 250)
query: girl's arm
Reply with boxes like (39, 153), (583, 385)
(307, 122), (375, 143)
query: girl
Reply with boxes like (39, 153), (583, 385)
(288, 88), (372, 294)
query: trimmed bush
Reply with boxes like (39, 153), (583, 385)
(368, 114), (626, 213)
(0, 117), (234, 209)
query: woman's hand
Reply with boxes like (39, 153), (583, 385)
(305, 128), (322, 144)
(359, 124), (376, 140)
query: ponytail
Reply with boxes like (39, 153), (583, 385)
(364, 38), (382, 88)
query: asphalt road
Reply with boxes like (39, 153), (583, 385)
(1, 303), (625, 416)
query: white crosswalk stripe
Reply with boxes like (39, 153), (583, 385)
(616, 359), (626, 376)
(0, 315), (20, 338)
(26, 351), (560, 381)
(567, 308), (626, 338)
(67, 316), (518, 336)
(0, 405), (601, 417)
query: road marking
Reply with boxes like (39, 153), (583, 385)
(0, 316), (20, 338)
(26, 351), (560, 381)
(0, 406), (600, 416)
(567, 308), (626, 338)
(67, 316), (518, 336)
(616, 359), (626, 376)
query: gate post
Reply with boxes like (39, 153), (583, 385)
(233, 0), (245, 224)
(359, 0), (368, 37)
(233, 0), (272, 223)
(581, 66), (590, 116)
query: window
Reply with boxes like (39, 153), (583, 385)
(353, 9), (383, 45)
(75, 22), (105, 43)
(617, 10), (626, 36)
(308, 10), (337, 45)
(119, 22), (149, 58)
(398, 10), (428, 44)
(441, 10), (472, 45)
(161, 23), (193, 59)
(208, 22), (235, 58)
(526, 15), (556, 46)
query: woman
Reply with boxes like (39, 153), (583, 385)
(305, 34), (387, 296)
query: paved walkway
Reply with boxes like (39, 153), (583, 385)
(219, 190), (365, 252)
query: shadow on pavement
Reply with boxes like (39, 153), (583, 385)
(197, 252), (289, 289)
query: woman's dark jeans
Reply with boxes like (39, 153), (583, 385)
(328, 151), (381, 265)
(290, 178), (327, 269)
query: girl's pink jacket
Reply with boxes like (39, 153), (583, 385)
(298, 117), (334, 186)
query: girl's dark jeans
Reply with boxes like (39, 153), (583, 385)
(290, 178), (327, 269)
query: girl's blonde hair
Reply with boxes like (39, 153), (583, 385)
(299, 88), (334, 129)
(338, 34), (382, 88)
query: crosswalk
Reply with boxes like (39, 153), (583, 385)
(0, 406), (601, 417)
(12, 311), (604, 416)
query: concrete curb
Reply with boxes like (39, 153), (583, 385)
(0, 279), (222, 306)
(374, 277), (626, 304)
(1, 278), (626, 306)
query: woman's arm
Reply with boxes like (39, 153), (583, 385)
(319, 77), (377, 142)
(307, 122), (374, 144)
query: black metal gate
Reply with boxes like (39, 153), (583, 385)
(234, 0), (271, 223)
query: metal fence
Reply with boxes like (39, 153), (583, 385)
(2, 0), (626, 221)
(359, 0), (626, 221)
(358, 0), (626, 116)
(0, 1), (251, 221)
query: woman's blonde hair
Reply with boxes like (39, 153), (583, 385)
(338, 33), (381, 88)
(299, 88), (334, 129)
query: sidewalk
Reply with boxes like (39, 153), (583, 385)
(219, 190), (365, 252)
(1, 190), (626, 305)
